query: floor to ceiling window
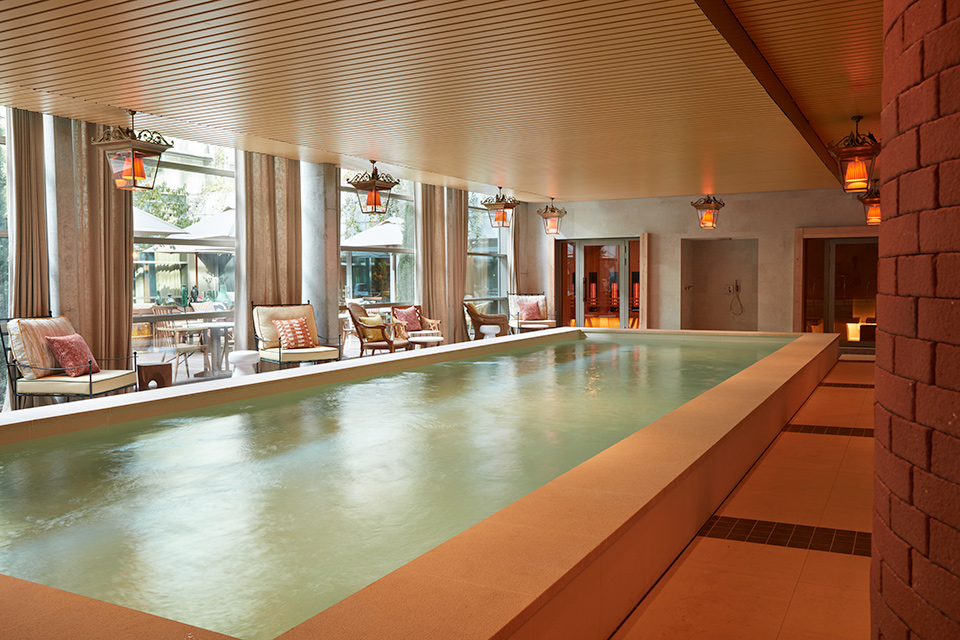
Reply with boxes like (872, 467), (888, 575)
(131, 139), (236, 371)
(339, 172), (415, 305)
(465, 191), (507, 314)
(0, 110), (9, 397)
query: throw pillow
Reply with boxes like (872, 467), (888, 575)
(9, 316), (77, 379)
(272, 317), (316, 350)
(393, 306), (422, 332)
(518, 297), (544, 321)
(44, 334), (100, 377)
(357, 315), (385, 341)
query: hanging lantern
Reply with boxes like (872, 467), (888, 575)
(858, 179), (881, 226)
(482, 187), (519, 228)
(537, 198), (567, 235)
(829, 116), (880, 194)
(691, 194), (724, 229)
(92, 110), (172, 191)
(346, 160), (400, 214)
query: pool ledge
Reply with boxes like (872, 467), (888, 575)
(279, 331), (839, 640)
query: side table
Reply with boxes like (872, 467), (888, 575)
(138, 362), (173, 391)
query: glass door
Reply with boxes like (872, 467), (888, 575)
(557, 240), (631, 328)
(803, 237), (878, 349)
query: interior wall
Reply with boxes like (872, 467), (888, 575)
(516, 188), (865, 331)
(681, 239), (759, 331)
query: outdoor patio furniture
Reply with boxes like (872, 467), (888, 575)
(464, 302), (509, 340)
(346, 302), (411, 356)
(227, 350), (259, 377)
(151, 306), (212, 381)
(1, 316), (137, 409)
(252, 303), (340, 369)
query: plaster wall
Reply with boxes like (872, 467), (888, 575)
(681, 238), (759, 331)
(516, 188), (864, 331)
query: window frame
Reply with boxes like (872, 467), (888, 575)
(465, 196), (508, 313)
(338, 170), (416, 307)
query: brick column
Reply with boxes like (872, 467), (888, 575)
(874, 1), (960, 638)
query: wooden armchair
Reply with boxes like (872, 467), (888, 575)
(463, 302), (509, 340)
(1, 316), (137, 410)
(390, 305), (442, 340)
(346, 302), (411, 356)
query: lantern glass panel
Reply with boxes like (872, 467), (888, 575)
(697, 208), (718, 229)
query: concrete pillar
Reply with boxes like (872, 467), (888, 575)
(874, 1), (960, 638)
(301, 161), (341, 345)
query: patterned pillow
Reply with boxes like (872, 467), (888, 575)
(518, 297), (544, 321)
(393, 306), (422, 332)
(8, 316), (76, 379)
(272, 317), (315, 349)
(44, 334), (100, 377)
(357, 315), (385, 341)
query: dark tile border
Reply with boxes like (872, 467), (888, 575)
(783, 424), (874, 438)
(697, 516), (871, 556)
(820, 382), (874, 389)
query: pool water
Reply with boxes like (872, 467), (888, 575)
(0, 334), (791, 639)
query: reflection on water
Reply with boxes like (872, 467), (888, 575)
(0, 334), (791, 639)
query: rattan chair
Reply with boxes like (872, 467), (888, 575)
(390, 305), (442, 340)
(346, 302), (411, 356)
(463, 302), (509, 340)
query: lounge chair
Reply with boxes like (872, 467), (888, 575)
(252, 303), (340, 369)
(346, 302), (411, 356)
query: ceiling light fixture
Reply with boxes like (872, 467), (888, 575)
(92, 110), (172, 191)
(346, 160), (401, 214)
(829, 116), (880, 194)
(537, 198), (567, 235)
(858, 179), (881, 226)
(691, 195), (724, 229)
(482, 187), (519, 228)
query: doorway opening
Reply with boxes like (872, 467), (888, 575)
(556, 237), (648, 329)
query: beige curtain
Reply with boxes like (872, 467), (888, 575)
(419, 184), (448, 332)
(52, 118), (133, 361)
(236, 151), (302, 348)
(9, 108), (49, 319)
(445, 188), (469, 343)
(508, 203), (522, 294)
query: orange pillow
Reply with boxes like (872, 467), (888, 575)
(272, 317), (315, 349)
(44, 334), (100, 377)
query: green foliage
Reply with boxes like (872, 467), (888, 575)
(133, 183), (198, 229)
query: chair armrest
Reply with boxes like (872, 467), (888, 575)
(357, 318), (392, 342)
(422, 317), (441, 332)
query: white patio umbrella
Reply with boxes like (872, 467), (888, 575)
(171, 207), (236, 242)
(133, 207), (182, 236)
(341, 216), (404, 248)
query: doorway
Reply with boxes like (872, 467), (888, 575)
(556, 238), (647, 328)
(802, 237), (878, 349)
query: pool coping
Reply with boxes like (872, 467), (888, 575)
(0, 329), (839, 639)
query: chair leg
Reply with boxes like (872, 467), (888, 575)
(183, 352), (191, 378)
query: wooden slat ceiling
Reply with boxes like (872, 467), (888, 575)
(0, 0), (882, 203)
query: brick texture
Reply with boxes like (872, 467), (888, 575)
(878, 3), (960, 637)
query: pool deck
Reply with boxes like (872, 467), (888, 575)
(0, 329), (840, 639)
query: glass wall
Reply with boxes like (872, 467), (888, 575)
(465, 191), (506, 314)
(339, 172), (415, 305)
(0, 110), (8, 398)
(132, 139), (236, 308)
(131, 139), (236, 364)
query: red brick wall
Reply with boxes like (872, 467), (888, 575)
(875, 0), (960, 638)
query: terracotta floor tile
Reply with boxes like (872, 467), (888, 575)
(798, 550), (870, 592)
(790, 388), (868, 427)
(755, 432), (849, 471)
(683, 537), (808, 582)
(822, 362), (875, 386)
(718, 464), (836, 525)
(777, 582), (871, 640)
(819, 471), (874, 531)
(612, 550), (797, 640)
(839, 437), (874, 474)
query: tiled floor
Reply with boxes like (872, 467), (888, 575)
(613, 358), (874, 640)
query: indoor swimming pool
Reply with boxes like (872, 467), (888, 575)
(0, 333), (795, 639)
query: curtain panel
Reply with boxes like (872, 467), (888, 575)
(9, 108), (50, 319)
(236, 151), (302, 349)
(50, 117), (133, 361)
(444, 188), (469, 344)
(418, 184), (448, 334)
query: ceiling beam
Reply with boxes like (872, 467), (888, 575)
(694, 0), (841, 183)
